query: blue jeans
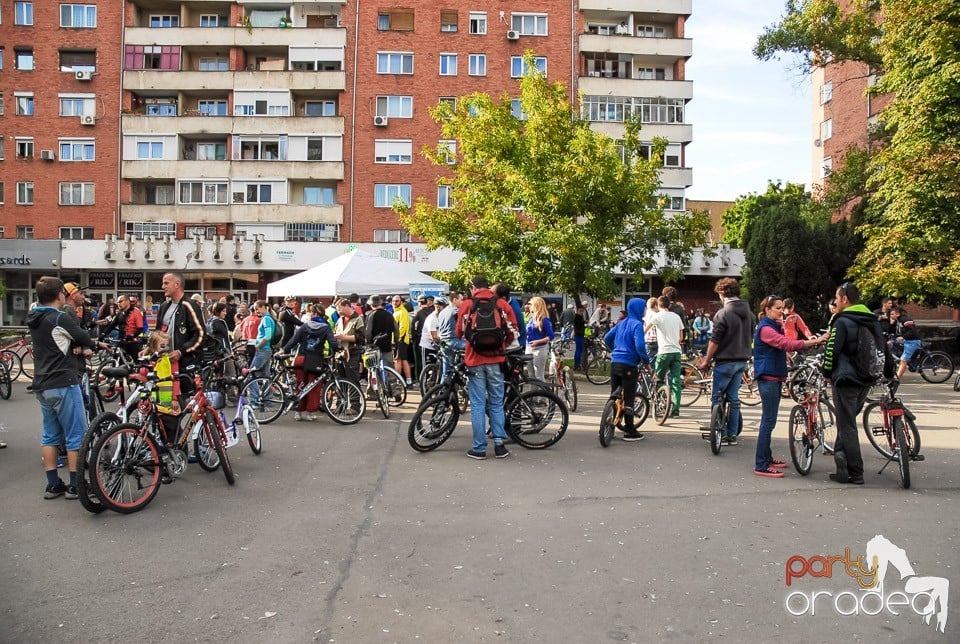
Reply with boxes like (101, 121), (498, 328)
(573, 336), (584, 369)
(441, 338), (465, 379)
(36, 385), (88, 451)
(755, 379), (782, 470)
(711, 361), (746, 437)
(249, 347), (273, 404)
(466, 363), (507, 452)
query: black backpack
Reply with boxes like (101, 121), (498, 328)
(268, 314), (283, 349)
(852, 325), (884, 383)
(464, 296), (507, 356)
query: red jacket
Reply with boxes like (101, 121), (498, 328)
(456, 289), (518, 367)
(124, 307), (144, 340)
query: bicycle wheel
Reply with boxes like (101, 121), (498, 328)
(0, 350), (21, 381)
(679, 363), (704, 407)
(77, 411), (121, 514)
(242, 405), (262, 454)
(788, 406), (814, 475)
(585, 351), (612, 385)
(90, 423), (162, 514)
(633, 394), (651, 427)
(955, 370), (960, 392)
(817, 398), (837, 454)
(653, 385), (670, 425)
(739, 370), (760, 406)
(862, 403), (921, 459)
(192, 413), (220, 472)
(18, 347), (34, 380)
(893, 416), (911, 489)
(598, 397), (619, 447)
(322, 378), (365, 425)
(788, 366), (817, 403)
(240, 377), (286, 424)
(418, 363), (441, 396)
(383, 366), (408, 407)
(0, 364), (10, 400)
(408, 392), (460, 452)
(918, 351), (954, 383)
(709, 404), (724, 455)
(376, 376), (391, 419)
(205, 411), (235, 485)
(506, 389), (568, 449)
(560, 367), (578, 412)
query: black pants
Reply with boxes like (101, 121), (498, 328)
(832, 384), (868, 479)
(610, 362), (638, 432)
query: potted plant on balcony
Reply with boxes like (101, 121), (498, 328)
(279, 15), (291, 28)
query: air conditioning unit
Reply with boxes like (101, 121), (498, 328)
(506, 30), (520, 41)
(75, 70), (94, 81)
(40, 150), (55, 161)
(373, 115), (389, 127)
(80, 114), (96, 126)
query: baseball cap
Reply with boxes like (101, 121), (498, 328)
(284, 295), (297, 301)
(63, 282), (85, 296)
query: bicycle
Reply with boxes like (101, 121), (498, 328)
(362, 336), (407, 419)
(93, 339), (141, 403)
(583, 336), (612, 385)
(0, 332), (34, 380)
(889, 340), (954, 384)
(786, 370), (837, 475)
(644, 361), (674, 425)
(861, 379), (922, 489)
(598, 371), (651, 447)
(547, 340), (578, 412)
(701, 387), (743, 455)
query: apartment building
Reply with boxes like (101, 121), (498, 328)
(0, 0), (122, 324)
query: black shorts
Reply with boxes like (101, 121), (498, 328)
(396, 342), (413, 361)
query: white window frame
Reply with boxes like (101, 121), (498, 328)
(59, 182), (95, 205)
(469, 12), (486, 35)
(636, 24), (666, 38)
(440, 10), (458, 32)
(198, 57), (229, 71)
(60, 4), (97, 28)
(375, 96), (413, 118)
(15, 92), (34, 116)
(59, 138), (95, 162)
(16, 181), (34, 205)
(199, 14), (222, 27)
(511, 99), (527, 120)
(438, 140), (456, 164)
(148, 14), (179, 28)
(820, 157), (833, 178)
(304, 100), (336, 116)
(821, 82), (833, 104)
(439, 53), (458, 76)
(59, 96), (94, 117)
(437, 185), (453, 209)
(18, 226), (35, 238)
(374, 184), (412, 208)
(125, 221), (176, 239)
(178, 180), (228, 205)
(14, 2), (33, 26)
(511, 13), (547, 36)
(374, 229), (412, 243)
(197, 100), (228, 116)
(820, 118), (833, 141)
(468, 54), (486, 76)
(195, 142), (227, 161)
(15, 138), (34, 158)
(374, 139), (413, 164)
(377, 52), (414, 75)
(232, 183), (275, 204)
(510, 56), (547, 78)
(136, 140), (164, 160)
(303, 186), (337, 206)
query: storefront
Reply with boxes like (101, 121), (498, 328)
(0, 241), (64, 327)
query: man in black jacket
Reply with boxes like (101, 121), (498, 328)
(156, 272), (205, 382)
(365, 295), (397, 367)
(279, 296), (303, 347)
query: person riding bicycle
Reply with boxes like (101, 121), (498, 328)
(697, 278), (754, 446)
(889, 306), (920, 380)
(279, 311), (340, 421)
(603, 297), (650, 441)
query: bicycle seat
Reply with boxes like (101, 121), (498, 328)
(101, 366), (131, 379)
(510, 353), (534, 363)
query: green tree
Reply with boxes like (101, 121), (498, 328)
(397, 54), (711, 299)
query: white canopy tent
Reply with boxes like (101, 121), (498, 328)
(266, 249), (447, 298)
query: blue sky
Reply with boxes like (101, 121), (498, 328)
(685, 1), (811, 201)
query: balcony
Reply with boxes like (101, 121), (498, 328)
(123, 70), (346, 92)
(580, 34), (692, 59)
(658, 167), (693, 188)
(588, 121), (693, 143)
(121, 114), (344, 136)
(579, 76), (692, 100)
(122, 159), (344, 181)
(579, 0), (691, 16)
(121, 203), (344, 225)
(125, 26), (346, 49)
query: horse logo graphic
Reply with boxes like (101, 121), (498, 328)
(866, 535), (949, 633)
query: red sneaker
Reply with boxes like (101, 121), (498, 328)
(770, 459), (788, 469)
(755, 467), (785, 478)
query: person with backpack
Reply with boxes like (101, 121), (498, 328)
(280, 308), (339, 421)
(823, 281), (893, 485)
(249, 300), (277, 383)
(457, 275), (517, 460)
(279, 296), (303, 347)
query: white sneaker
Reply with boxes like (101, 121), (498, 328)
(293, 412), (303, 421)
(307, 413), (317, 421)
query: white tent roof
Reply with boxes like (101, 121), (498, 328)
(266, 249), (446, 298)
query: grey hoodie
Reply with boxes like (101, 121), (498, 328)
(710, 298), (754, 362)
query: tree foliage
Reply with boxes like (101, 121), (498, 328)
(397, 54), (711, 298)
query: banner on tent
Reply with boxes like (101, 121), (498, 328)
(410, 283), (447, 301)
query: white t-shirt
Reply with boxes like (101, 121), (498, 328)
(420, 311), (439, 350)
(649, 310), (683, 354)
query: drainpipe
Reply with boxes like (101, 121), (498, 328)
(116, 1), (127, 237)
(348, 0), (361, 242)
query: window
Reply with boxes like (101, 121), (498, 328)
(178, 180), (228, 204)
(304, 100), (336, 116)
(377, 8), (414, 32)
(438, 96), (456, 112)
(198, 57), (228, 71)
(16, 138), (33, 158)
(511, 56), (547, 78)
(374, 184), (412, 208)
(375, 229), (411, 243)
(125, 221), (176, 239)
(149, 15), (179, 28)
(196, 143), (226, 161)
(15, 93), (34, 115)
(375, 139), (413, 164)
(0, 138), (4, 158)
(439, 53), (457, 76)
(16, 182), (34, 205)
(144, 184), (175, 204)
(145, 98), (177, 116)
(469, 12), (486, 35)
(233, 184), (273, 204)
(15, 2), (33, 26)
(636, 67), (666, 80)
(59, 50), (96, 72)
(0, 48), (4, 71)
(375, 95), (413, 118)
(18, 226), (34, 238)
(236, 136), (284, 160)
(511, 99), (527, 120)
(511, 13), (547, 36)
(377, 52), (413, 75)
(438, 140), (456, 164)
(440, 10), (457, 32)
(468, 54), (486, 76)
(303, 186), (336, 206)
(59, 96), (94, 116)
(820, 156), (833, 178)
(821, 82), (833, 104)
(636, 24), (666, 38)
(289, 46), (343, 71)
(200, 15), (223, 27)
(59, 226), (94, 239)
(198, 100), (227, 116)
(234, 92), (290, 116)
(60, 182), (95, 205)
(61, 4), (97, 28)
(15, 48), (34, 70)
(581, 96), (685, 124)
(59, 139), (95, 161)
(124, 45), (180, 71)
(136, 141), (164, 159)
(286, 223), (338, 242)
(820, 118), (833, 141)
(437, 185), (453, 209)
(0, 185), (3, 205)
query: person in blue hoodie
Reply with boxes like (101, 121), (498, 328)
(603, 297), (650, 441)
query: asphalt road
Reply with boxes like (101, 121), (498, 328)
(0, 373), (957, 644)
